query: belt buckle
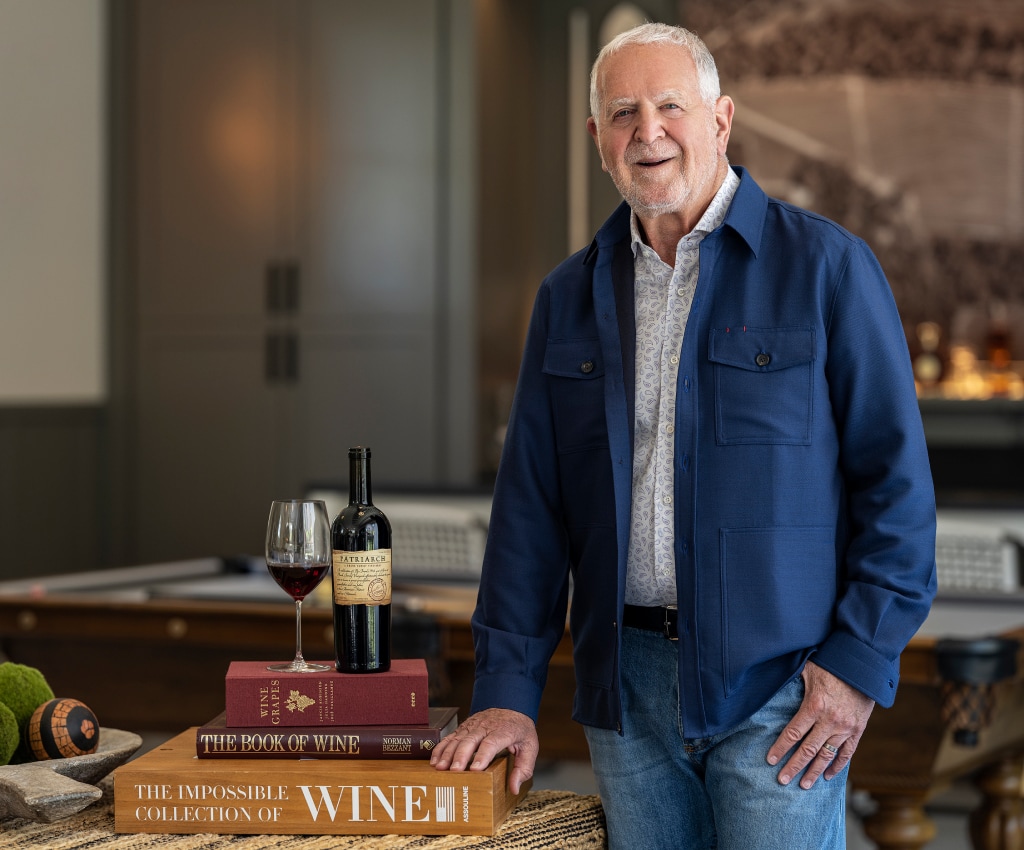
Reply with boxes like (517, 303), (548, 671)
(663, 604), (678, 641)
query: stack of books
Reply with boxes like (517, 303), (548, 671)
(113, 659), (529, 836)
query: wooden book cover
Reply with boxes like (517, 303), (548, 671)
(196, 707), (458, 759)
(114, 728), (530, 835)
(225, 658), (428, 727)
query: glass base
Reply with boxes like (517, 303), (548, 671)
(266, 660), (332, 673)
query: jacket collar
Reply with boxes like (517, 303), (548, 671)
(720, 166), (766, 258)
(581, 165), (767, 264)
(583, 201), (631, 265)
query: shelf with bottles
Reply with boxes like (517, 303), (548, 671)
(911, 304), (1024, 401)
(915, 346), (1024, 401)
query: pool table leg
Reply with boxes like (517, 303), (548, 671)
(860, 791), (936, 850)
(970, 753), (1024, 850)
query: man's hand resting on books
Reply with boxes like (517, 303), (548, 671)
(429, 708), (538, 794)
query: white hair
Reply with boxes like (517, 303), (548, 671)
(589, 23), (721, 119)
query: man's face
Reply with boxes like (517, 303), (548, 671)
(587, 42), (732, 224)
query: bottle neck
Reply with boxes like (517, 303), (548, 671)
(348, 454), (372, 505)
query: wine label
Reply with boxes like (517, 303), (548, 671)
(332, 549), (392, 605)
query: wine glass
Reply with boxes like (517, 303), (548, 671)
(265, 499), (332, 672)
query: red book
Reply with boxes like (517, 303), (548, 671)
(224, 658), (429, 727)
(196, 706), (458, 759)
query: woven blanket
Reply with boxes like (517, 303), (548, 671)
(0, 778), (607, 849)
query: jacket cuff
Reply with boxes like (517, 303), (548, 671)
(470, 673), (544, 722)
(813, 631), (900, 707)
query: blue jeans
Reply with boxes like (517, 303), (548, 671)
(584, 627), (847, 850)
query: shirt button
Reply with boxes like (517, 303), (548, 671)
(677, 287), (685, 296)
(662, 495), (672, 506)
(756, 353), (771, 367)
(670, 355), (679, 365)
(580, 360), (594, 374)
(666, 424), (675, 434)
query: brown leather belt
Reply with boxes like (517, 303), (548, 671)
(623, 604), (679, 640)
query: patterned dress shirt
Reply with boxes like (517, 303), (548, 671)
(625, 168), (741, 607)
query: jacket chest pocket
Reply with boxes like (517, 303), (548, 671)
(708, 327), (815, 445)
(542, 339), (607, 454)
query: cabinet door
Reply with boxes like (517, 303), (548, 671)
(295, 0), (444, 486)
(301, 0), (439, 324)
(134, 333), (288, 560)
(132, 0), (296, 562)
(295, 329), (439, 488)
(135, 0), (299, 323)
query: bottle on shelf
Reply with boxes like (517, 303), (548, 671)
(986, 302), (1012, 396)
(331, 446), (392, 673)
(912, 321), (945, 393)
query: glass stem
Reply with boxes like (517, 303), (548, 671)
(293, 599), (305, 664)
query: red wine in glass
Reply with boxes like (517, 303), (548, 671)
(265, 499), (332, 673)
(267, 562), (329, 601)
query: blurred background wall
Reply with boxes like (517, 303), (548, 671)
(1, 0), (1021, 577)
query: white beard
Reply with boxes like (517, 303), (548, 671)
(614, 147), (720, 220)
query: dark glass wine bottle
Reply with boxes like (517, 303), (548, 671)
(331, 446), (392, 673)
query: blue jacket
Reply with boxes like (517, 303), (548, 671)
(471, 167), (937, 737)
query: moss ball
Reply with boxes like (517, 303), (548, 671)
(0, 701), (18, 766)
(0, 662), (55, 729)
(26, 698), (100, 760)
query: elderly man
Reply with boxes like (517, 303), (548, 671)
(431, 22), (936, 849)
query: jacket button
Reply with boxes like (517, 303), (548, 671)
(580, 360), (594, 374)
(755, 353), (771, 367)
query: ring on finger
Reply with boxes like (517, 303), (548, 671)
(821, 742), (838, 756)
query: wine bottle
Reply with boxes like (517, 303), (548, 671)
(331, 446), (392, 673)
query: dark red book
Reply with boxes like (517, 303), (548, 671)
(224, 658), (429, 727)
(196, 706), (458, 759)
